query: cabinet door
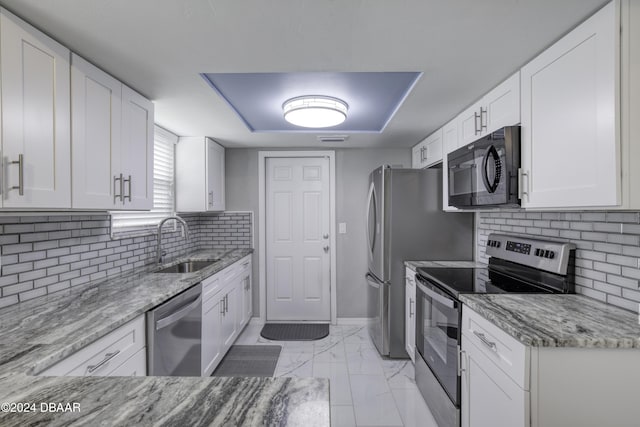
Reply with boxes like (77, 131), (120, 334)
(404, 274), (416, 363)
(206, 138), (225, 211)
(411, 144), (423, 169)
(239, 271), (252, 329)
(71, 54), (122, 209)
(520, 2), (618, 208)
(461, 336), (529, 427)
(201, 296), (224, 376)
(458, 100), (483, 147)
(484, 72), (520, 133)
(1, 10), (71, 208)
(121, 86), (154, 210)
(423, 129), (443, 167)
(221, 286), (238, 352)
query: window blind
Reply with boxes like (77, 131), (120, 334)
(110, 126), (177, 237)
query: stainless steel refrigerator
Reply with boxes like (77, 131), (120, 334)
(365, 165), (474, 358)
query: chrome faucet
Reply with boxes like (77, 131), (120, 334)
(156, 216), (190, 265)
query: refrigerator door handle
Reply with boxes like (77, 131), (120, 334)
(365, 181), (377, 257)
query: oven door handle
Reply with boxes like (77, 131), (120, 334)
(365, 272), (387, 288)
(416, 279), (456, 309)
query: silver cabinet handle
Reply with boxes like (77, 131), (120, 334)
(224, 294), (228, 313)
(457, 347), (466, 376)
(123, 175), (132, 203)
(113, 174), (123, 203)
(474, 112), (480, 135)
(517, 168), (529, 200)
(220, 298), (225, 314)
(409, 298), (414, 318)
(10, 154), (24, 195)
(323, 234), (329, 239)
(87, 350), (121, 373)
(208, 191), (213, 207)
(480, 107), (487, 132)
(473, 330), (497, 352)
(420, 146), (425, 162)
(323, 246), (330, 253)
(242, 262), (250, 267)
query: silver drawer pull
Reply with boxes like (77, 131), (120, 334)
(473, 330), (497, 351)
(87, 350), (121, 373)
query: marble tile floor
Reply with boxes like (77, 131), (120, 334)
(235, 322), (440, 427)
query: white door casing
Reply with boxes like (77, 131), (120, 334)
(259, 151), (337, 324)
(266, 157), (331, 321)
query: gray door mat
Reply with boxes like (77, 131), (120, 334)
(260, 323), (329, 341)
(212, 345), (282, 377)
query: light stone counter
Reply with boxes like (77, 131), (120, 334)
(0, 248), (330, 426)
(460, 293), (640, 348)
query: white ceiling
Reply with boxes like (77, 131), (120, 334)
(0, 0), (609, 148)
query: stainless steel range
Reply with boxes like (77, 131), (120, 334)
(414, 233), (576, 427)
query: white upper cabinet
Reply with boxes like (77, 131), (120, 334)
(121, 86), (154, 210)
(0, 9), (71, 209)
(458, 72), (521, 148)
(411, 128), (443, 169)
(176, 137), (226, 212)
(520, 1), (618, 209)
(71, 55), (122, 209)
(71, 54), (153, 210)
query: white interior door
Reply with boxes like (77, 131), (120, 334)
(266, 157), (331, 321)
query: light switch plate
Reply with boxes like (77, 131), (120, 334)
(338, 223), (347, 234)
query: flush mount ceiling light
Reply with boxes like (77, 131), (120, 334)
(282, 95), (348, 128)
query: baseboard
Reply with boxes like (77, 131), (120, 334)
(337, 317), (368, 325)
(249, 317), (264, 325)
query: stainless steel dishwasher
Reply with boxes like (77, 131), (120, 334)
(147, 283), (202, 376)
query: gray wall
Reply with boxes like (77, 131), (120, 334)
(225, 148), (410, 318)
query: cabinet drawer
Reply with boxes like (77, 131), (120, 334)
(238, 256), (251, 275)
(202, 272), (222, 302)
(106, 347), (146, 377)
(39, 315), (145, 377)
(462, 307), (529, 389)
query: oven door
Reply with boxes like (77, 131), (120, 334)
(415, 274), (460, 406)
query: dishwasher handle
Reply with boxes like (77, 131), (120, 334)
(155, 293), (202, 331)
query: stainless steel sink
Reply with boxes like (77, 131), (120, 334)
(156, 259), (219, 273)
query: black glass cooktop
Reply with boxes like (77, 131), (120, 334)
(416, 266), (556, 299)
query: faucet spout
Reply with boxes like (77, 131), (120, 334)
(156, 216), (190, 265)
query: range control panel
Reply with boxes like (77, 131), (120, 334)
(485, 233), (576, 275)
(505, 241), (531, 255)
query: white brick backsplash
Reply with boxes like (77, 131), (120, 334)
(479, 210), (640, 312)
(0, 211), (252, 308)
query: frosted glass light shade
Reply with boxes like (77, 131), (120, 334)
(283, 96), (348, 128)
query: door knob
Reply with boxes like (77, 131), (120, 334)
(323, 234), (329, 239)
(323, 246), (329, 253)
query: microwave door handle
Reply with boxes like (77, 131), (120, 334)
(481, 146), (502, 193)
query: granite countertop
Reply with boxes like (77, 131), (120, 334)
(460, 294), (640, 349)
(0, 248), (330, 426)
(404, 260), (485, 271)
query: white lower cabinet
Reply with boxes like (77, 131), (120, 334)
(39, 315), (146, 377)
(461, 305), (640, 427)
(106, 348), (146, 377)
(201, 255), (252, 376)
(404, 267), (416, 363)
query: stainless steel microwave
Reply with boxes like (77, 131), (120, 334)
(448, 126), (520, 209)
